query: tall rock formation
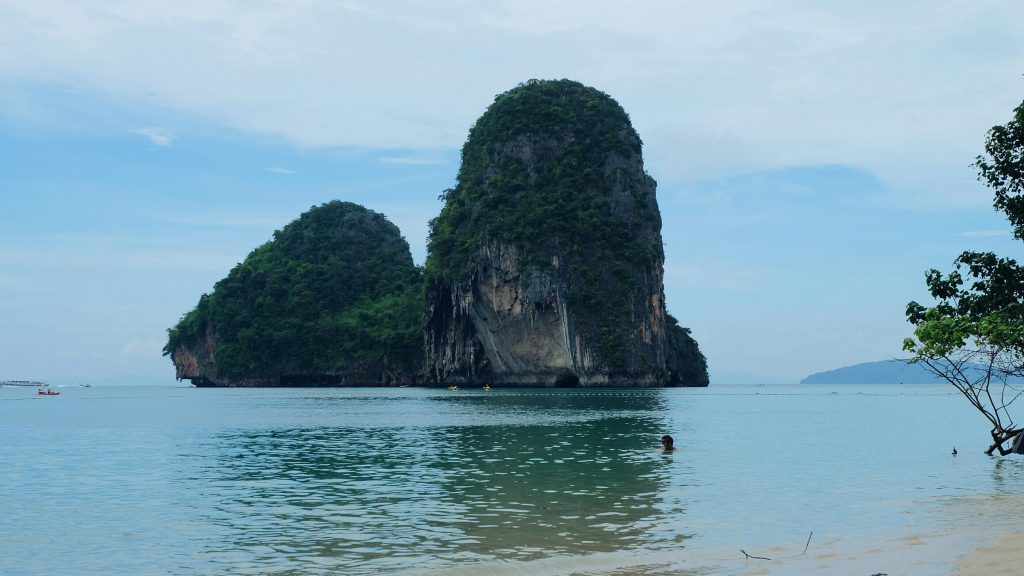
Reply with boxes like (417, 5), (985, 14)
(165, 201), (423, 386)
(424, 79), (708, 387)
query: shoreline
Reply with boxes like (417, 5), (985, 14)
(663, 528), (1021, 575)
(591, 492), (1024, 575)
(413, 526), (1023, 576)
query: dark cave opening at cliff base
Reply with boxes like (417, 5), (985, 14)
(554, 373), (580, 387)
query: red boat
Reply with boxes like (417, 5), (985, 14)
(37, 387), (60, 396)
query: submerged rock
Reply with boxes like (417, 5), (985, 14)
(424, 79), (708, 387)
(165, 201), (423, 387)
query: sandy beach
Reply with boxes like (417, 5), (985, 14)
(664, 530), (1017, 576)
(709, 526), (1024, 576)
(703, 492), (1024, 576)
(411, 528), (1024, 573)
(415, 526), (1024, 575)
(595, 494), (1024, 576)
(956, 532), (1024, 576)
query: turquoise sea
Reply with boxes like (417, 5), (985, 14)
(3, 384), (1024, 575)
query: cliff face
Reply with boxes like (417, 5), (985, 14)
(426, 242), (671, 386)
(165, 201), (423, 387)
(425, 79), (708, 387)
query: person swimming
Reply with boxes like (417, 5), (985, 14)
(661, 434), (678, 452)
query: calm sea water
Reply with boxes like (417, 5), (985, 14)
(3, 384), (1024, 575)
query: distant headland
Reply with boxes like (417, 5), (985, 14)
(801, 359), (1024, 385)
(801, 360), (943, 384)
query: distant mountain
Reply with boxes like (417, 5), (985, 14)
(801, 359), (1024, 384)
(801, 360), (951, 384)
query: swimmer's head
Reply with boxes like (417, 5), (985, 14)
(661, 435), (674, 448)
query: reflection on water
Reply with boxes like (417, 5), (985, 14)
(189, 390), (683, 575)
(990, 456), (1024, 493)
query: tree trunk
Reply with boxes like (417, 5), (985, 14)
(985, 428), (1024, 456)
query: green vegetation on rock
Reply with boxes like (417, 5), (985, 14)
(428, 79), (659, 278)
(164, 79), (708, 388)
(665, 314), (709, 386)
(425, 79), (666, 371)
(165, 201), (423, 384)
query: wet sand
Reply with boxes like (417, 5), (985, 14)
(415, 528), (1024, 575)
(696, 526), (1024, 576)
(688, 531), (982, 576)
(708, 492), (1024, 576)
(956, 532), (1024, 576)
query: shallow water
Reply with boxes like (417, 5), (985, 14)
(2, 384), (1023, 575)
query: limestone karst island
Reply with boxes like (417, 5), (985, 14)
(165, 79), (708, 388)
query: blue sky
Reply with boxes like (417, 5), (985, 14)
(2, 0), (1023, 384)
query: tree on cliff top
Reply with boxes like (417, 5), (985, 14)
(164, 201), (423, 383)
(904, 99), (1024, 455)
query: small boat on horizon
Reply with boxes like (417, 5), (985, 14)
(37, 386), (60, 396)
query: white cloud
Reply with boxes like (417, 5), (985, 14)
(643, 123), (760, 182)
(134, 126), (175, 146)
(1, 0), (1022, 200)
(263, 166), (297, 174)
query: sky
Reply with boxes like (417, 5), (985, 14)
(2, 0), (1023, 385)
